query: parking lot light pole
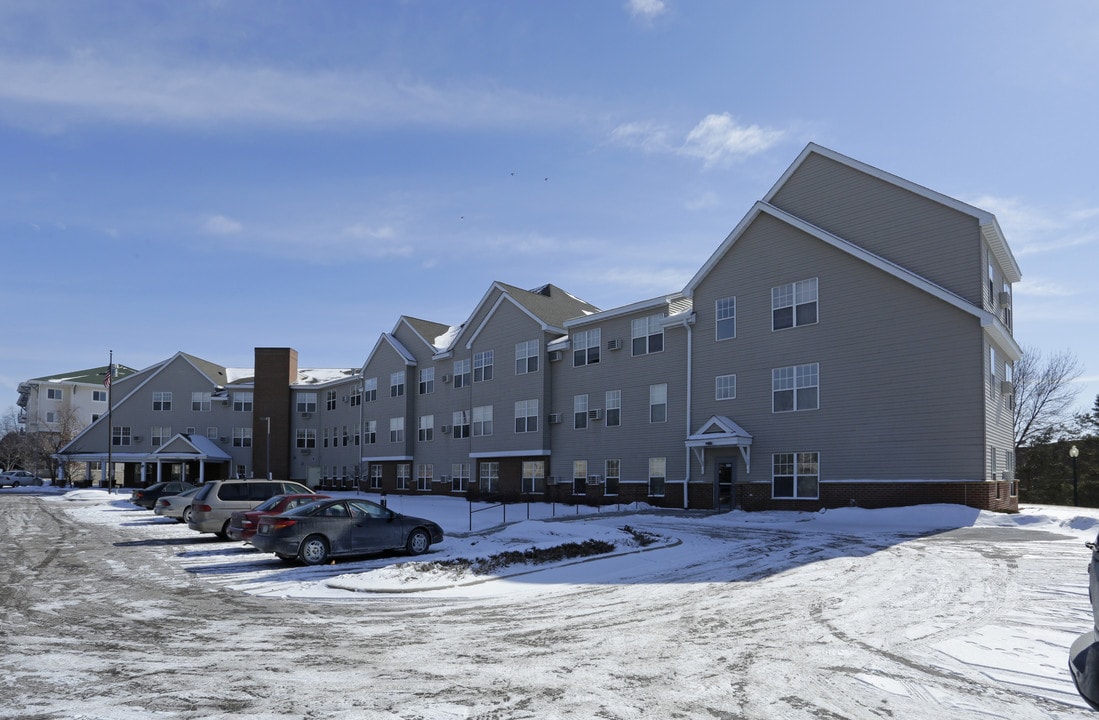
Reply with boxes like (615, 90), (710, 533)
(1071, 445), (1080, 506)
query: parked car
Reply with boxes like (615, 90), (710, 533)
(0, 470), (46, 487)
(153, 486), (202, 523)
(188, 479), (314, 539)
(252, 497), (444, 565)
(129, 481), (197, 510)
(227, 493), (329, 542)
(1070, 535), (1099, 709)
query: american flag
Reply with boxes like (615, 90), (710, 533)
(103, 365), (114, 388)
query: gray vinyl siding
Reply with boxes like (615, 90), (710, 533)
(550, 310), (688, 487)
(360, 342), (414, 461)
(299, 377), (363, 479)
(691, 212), (987, 484)
(985, 339), (1016, 480)
(769, 153), (985, 306)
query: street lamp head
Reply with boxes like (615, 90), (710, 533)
(1071, 445), (1080, 459)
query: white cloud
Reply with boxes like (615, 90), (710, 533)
(200, 214), (242, 235)
(1014, 277), (1075, 298)
(0, 55), (571, 131)
(626, 0), (667, 21)
(680, 113), (784, 167)
(970, 194), (1099, 257)
(610, 113), (784, 168)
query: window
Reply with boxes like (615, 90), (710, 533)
(397, 464), (410, 490)
(522, 461), (545, 494)
(772, 363), (819, 412)
(419, 368), (434, 395)
(153, 391), (172, 411)
(192, 392), (211, 412)
(416, 464), (432, 491)
(295, 428), (316, 449)
(206, 427), (217, 439)
(772, 278), (818, 330)
(350, 387), (362, 407)
(323, 427), (330, 448)
(649, 457), (666, 496)
(516, 339), (539, 375)
(46, 411), (57, 423)
(573, 460), (588, 495)
(452, 409), (470, 439)
(1002, 282), (1012, 327)
(574, 394), (589, 429)
(451, 463), (470, 493)
(605, 459), (621, 496)
(47, 388), (63, 400)
(474, 350), (494, 382)
(93, 390), (107, 402)
(342, 425), (349, 446)
(233, 392), (253, 412)
(390, 372), (405, 398)
(716, 374), (736, 400)
(363, 377), (377, 402)
(716, 296), (736, 340)
(370, 464), (382, 489)
(325, 390), (337, 411)
(234, 427), (253, 448)
(112, 426), (132, 446)
(650, 384), (667, 423)
(472, 405), (493, 437)
(605, 390), (621, 427)
(773, 452), (819, 499)
(573, 329), (600, 366)
(632, 314), (665, 355)
(515, 399), (538, 433)
(151, 426), (170, 446)
(418, 415), (434, 442)
(389, 417), (404, 443)
(294, 393), (317, 414)
(989, 347), (998, 394)
(988, 262), (996, 304)
(479, 462), (499, 494)
(364, 420), (376, 444)
(453, 359), (471, 388)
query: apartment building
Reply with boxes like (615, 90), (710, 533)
(54, 143), (1021, 511)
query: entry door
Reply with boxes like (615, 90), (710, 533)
(716, 460), (736, 511)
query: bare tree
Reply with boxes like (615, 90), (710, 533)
(0, 407), (30, 473)
(1013, 346), (1083, 450)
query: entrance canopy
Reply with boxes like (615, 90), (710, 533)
(685, 416), (753, 473)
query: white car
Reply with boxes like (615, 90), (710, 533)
(153, 486), (202, 524)
(0, 470), (46, 487)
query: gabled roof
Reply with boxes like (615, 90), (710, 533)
(564, 292), (687, 328)
(684, 201), (1023, 360)
(153, 433), (232, 461)
(764, 143), (1021, 283)
(362, 333), (417, 371)
(395, 316), (454, 353)
(450, 282), (600, 352)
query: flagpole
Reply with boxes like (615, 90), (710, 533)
(106, 350), (114, 493)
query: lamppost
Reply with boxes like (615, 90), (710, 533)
(1071, 445), (1080, 506)
(261, 416), (271, 480)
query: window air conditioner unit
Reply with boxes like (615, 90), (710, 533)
(548, 413), (562, 424)
(547, 476), (558, 484)
(132, 435), (143, 442)
(220, 437), (229, 443)
(998, 291), (1012, 307)
(441, 425), (451, 434)
(588, 408), (602, 421)
(342, 395), (349, 403)
(607, 339), (622, 351)
(301, 449), (311, 455)
(301, 412), (311, 418)
(588, 474), (602, 485)
(549, 350), (563, 362)
(1000, 381), (1014, 395)
(442, 374), (451, 383)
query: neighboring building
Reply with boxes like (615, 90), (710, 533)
(17, 365), (138, 434)
(53, 143), (1021, 511)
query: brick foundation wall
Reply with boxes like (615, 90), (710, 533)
(736, 480), (1019, 513)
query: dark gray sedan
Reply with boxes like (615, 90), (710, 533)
(251, 498), (444, 565)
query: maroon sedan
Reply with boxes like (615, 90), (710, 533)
(227, 494), (328, 542)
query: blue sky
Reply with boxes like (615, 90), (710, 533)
(2, 0), (1098, 417)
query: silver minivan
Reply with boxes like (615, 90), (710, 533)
(188, 480), (314, 538)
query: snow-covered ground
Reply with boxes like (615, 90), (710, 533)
(8, 487), (1099, 718)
